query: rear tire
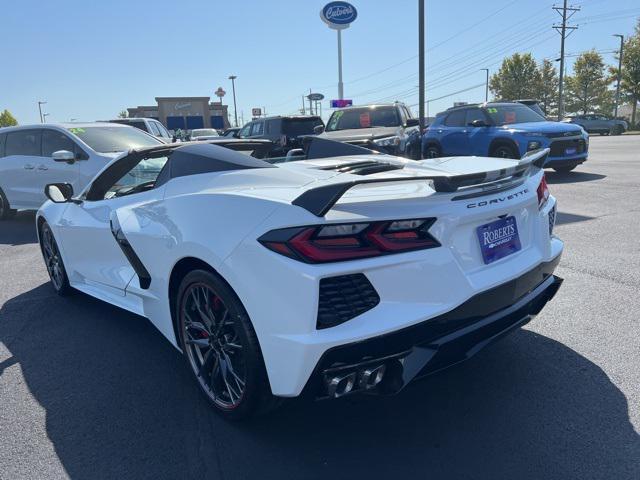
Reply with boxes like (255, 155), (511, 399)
(0, 188), (16, 220)
(176, 269), (279, 420)
(490, 144), (518, 159)
(39, 222), (72, 296)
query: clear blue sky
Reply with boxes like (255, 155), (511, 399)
(2, 0), (639, 125)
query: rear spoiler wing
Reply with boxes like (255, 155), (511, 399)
(292, 148), (549, 217)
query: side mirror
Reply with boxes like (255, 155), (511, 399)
(313, 125), (325, 134)
(405, 118), (420, 127)
(45, 183), (74, 203)
(52, 150), (75, 163)
(470, 119), (488, 127)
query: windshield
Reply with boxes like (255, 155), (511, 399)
(105, 156), (169, 199)
(484, 105), (546, 125)
(326, 106), (400, 131)
(191, 129), (219, 138)
(68, 126), (161, 153)
(282, 118), (324, 136)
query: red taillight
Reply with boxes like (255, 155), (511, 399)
(537, 174), (550, 209)
(259, 219), (440, 263)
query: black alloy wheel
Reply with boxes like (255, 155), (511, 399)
(177, 270), (277, 419)
(39, 222), (71, 295)
(492, 145), (518, 159)
(424, 145), (441, 159)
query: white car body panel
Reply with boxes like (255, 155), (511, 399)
(37, 144), (563, 397)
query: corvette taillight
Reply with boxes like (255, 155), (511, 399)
(537, 174), (550, 209)
(259, 219), (440, 263)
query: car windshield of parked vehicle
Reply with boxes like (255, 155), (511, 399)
(326, 107), (401, 131)
(68, 126), (162, 153)
(105, 155), (169, 199)
(191, 129), (219, 138)
(484, 105), (546, 125)
(282, 118), (324, 136)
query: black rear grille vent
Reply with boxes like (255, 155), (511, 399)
(317, 274), (380, 329)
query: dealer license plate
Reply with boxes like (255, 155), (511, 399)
(565, 147), (577, 155)
(476, 216), (521, 264)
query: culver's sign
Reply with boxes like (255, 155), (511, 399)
(320, 1), (357, 29)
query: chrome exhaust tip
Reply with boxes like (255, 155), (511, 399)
(326, 372), (357, 398)
(359, 364), (386, 390)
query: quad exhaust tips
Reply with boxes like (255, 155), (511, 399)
(326, 364), (387, 398)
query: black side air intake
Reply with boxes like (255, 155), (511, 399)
(317, 274), (380, 329)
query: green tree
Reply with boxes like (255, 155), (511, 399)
(118, 110), (128, 118)
(536, 59), (558, 117)
(610, 19), (640, 127)
(489, 53), (541, 100)
(0, 109), (18, 127)
(565, 50), (612, 115)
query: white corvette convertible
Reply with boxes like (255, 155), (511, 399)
(37, 138), (563, 419)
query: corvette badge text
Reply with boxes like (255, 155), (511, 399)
(466, 188), (529, 209)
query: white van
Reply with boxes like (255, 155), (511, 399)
(0, 123), (162, 219)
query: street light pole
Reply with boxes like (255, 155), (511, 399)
(38, 101), (47, 123)
(418, 0), (425, 159)
(228, 75), (238, 127)
(337, 29), (344, 99)
(480, 69), (489, 102)
(43, 113), (50, 123)
(613, 34), (624, 118)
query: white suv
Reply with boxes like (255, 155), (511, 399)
(0, 123), (162, 219)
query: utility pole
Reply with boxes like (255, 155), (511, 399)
(553, 1), (579, 121)
(308, 89), (313, 116)
(228, 75), (238, 127)
(301, 95), (306, 115)
(480, 68), (489, 102)
(38, 101), (47, 123)
(418, 0), (425, 159)
(613, 34), (624, 118)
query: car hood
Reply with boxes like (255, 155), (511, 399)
(502, 121), (583, 135)
(320, 126), (399, 142)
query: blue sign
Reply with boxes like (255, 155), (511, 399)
(330, 99), (353, 108)
(320, 2), (358, 30)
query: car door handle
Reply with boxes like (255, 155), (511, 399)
(24, 164), (35, 170)
(37, 164), (48, 171)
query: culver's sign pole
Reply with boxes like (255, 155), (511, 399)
(320, 2), (357, 100)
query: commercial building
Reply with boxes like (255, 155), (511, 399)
(127, 96), (231, 130)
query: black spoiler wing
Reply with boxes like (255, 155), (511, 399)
(292, 148), (549, 217)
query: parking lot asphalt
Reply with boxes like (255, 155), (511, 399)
(1, 136), (639, 480)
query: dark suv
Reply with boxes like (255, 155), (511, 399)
(238, 115), (324, 155)
(317, 103), (422, 159)
(565, 114), (628, 135)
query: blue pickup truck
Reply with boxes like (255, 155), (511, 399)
(422, 102), (588, 172)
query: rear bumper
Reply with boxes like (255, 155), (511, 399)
(544, 153), (588, 167)
(304, 256), (563, 399)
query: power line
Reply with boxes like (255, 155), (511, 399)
(553, 1), (580, 121)
(407, 82), (486, 108)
